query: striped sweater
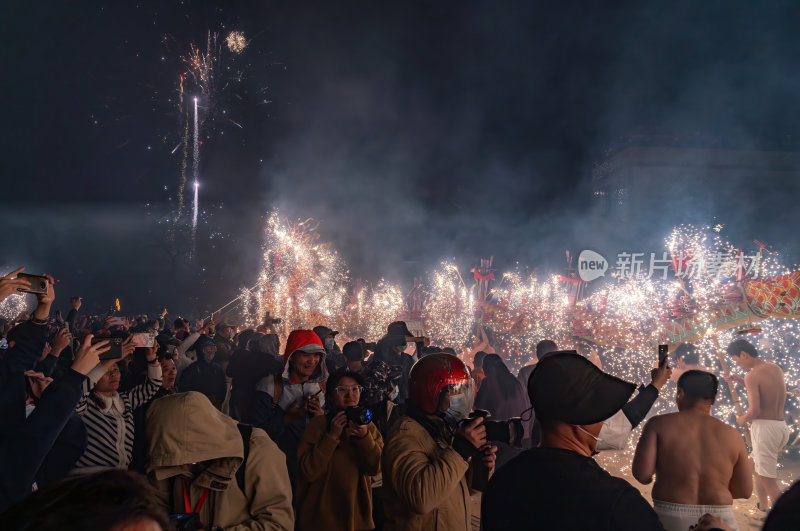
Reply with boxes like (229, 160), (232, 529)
(74, 365), (162, 471)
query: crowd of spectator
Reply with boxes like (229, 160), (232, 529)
(0, 268), (798, 530)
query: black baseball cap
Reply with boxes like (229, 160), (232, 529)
(313, 325), (339, 339)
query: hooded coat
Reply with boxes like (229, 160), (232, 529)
(146, 392), (294, 530)
(246, 330), (328, 489)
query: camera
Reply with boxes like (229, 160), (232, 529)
(468, 409), (524, 448)
(169, 513), (203, 531)
(17, 273), (48, 295)
(92, 337), (123, 360)
(345, 405), (373, 425)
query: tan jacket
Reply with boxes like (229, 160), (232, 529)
(381, 414), (473, 531)
(146, 392), (294, 530)
(295, 414), (383, 530)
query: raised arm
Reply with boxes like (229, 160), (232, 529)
(125, 341), (162, 410)
(72, 335), (111, 414)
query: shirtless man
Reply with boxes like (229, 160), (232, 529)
(633, 370), (752, 531)
(669, 343), (708, 383)
(725, 339), (789, 510)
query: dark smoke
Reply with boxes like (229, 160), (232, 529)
(2, 2), (800, 315)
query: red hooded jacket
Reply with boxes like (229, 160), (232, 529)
(282, 330), (327, 382)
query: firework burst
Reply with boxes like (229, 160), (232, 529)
(225, 31), (248, 54)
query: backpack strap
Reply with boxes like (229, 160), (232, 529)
(235, 423), (253, 494)
(272, 373), (283, 406)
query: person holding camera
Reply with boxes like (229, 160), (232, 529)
(246, 329), (329, 490)
(381, 353), (497, 531)
(73, 335), (162, 473)
(295, 368), (383, 531)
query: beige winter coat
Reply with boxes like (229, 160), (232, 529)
(146, 391), (294, 530)
(295, 415), (383, 530)
(381, 414), (474, 531)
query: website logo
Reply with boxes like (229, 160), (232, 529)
(578, 250), (608, 282)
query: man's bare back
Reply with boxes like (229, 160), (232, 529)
(744, 361), (786, 421)
(633, 410), (751, 505)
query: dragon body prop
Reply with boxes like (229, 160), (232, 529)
(580, 271), (800, 349)
(472, 271), (800, 351)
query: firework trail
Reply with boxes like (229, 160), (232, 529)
(170, 29), (251, 232)
(191, 96), (200, 234)
(175, 75), (189, 223)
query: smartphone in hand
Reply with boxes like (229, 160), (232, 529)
(131, 332), (156, 348)
(17, 273), (48, 294)
(658, 344), (669, 368)
(92, 337), (123, 360)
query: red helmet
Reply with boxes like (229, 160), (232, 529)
(408, 353), (472, 414)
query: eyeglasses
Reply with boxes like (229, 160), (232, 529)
(335, 385), (364, 395)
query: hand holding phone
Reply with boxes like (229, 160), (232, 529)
(658, 344), (669, 368)
(650, 344), (673, 391)
(92, 337), (123, 360)
(17, 273), (49, 295)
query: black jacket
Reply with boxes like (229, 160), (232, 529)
(482, 447), (665, 531)
(372, 337), (414, 404)
(226, 348), (283, 421)
(0, 319), (86, 511)
(178, 357), (227, 407)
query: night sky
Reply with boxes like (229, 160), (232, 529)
(3, 1), (800, 315)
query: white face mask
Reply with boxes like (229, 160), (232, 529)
(443, 393), (472, 425)
(595, 410), (633, 452)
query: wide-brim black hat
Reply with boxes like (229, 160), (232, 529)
(529, 351), (636, 426)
